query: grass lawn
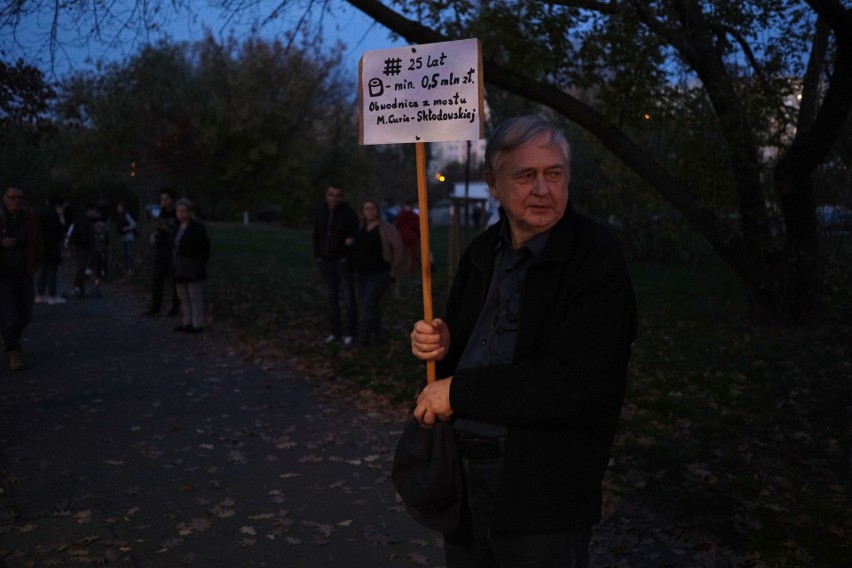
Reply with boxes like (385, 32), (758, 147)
(132, 221), (851, 566)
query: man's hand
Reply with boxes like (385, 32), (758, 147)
(414, 377), (453, 425)
(411, 318), (450, 362)
(1, 237), (17, 249)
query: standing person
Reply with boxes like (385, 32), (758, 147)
(93, 194), (112, 281)
(409, 115), (637, 567)
(142, 188), (180, 316)
(312, 184), (358, 347)
(115, 201), (138, 275)
(35, 194), (68, 305)
(395, 201), (421, 274)
(353, 199), (404, 346)
(65, 203), (99, 298)
(171, 198), (210, 334)
(0, 185), (43, 370)
(89, 219), (109, 297)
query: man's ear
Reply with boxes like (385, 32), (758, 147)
(484, 172), (499, 200)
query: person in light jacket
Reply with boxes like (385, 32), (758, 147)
(172, 198), (210, 334)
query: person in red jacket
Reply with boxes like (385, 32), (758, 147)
(410, 116), (637, 567)
(0, 184), (44, 370)
(395, 201), (421, 273)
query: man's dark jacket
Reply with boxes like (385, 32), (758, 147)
(40, 205), (65, 266)
(0, 207), (43, 277)
(312, 203), (358, 260)
(173, 219), (211, 282)
(154, 207), (178, 260)
(437, 204), (637, 534)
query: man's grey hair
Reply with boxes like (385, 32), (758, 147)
(483, 115), (572, 180)
(175, 197), (195, 211)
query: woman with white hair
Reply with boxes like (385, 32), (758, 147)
(172, 198), (210, 333)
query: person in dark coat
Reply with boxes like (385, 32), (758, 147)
(35, 194), (68, 304)
(171, 198), (210, 333)
(353, 199), (404, 346)
(395, 201), (421, 273)
(65, 203), (99, 298)
(410, 115), (637, 567)
(0, 184), (44, 370)
(142, 188), (180, 316)
(312, 184), (359, 347)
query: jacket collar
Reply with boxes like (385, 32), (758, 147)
(469, 204), (576, 268)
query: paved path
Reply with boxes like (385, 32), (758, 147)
(0, 283), (442, 567)
(0, 280), (721, 568)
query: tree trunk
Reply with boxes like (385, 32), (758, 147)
(773, 13), (852, 322)
(346, 0), (852, 324)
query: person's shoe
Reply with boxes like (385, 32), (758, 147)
(173, 325), (192, 332)
(323, 334), (338, 344)
(8, 349), (24, 371)
(188, 327), (204, 334)
(48, 296), (68, 305)
(141, 308), (160, 316)
(166, 307), (180, 317)
(35, 295), (49, 304)
(342, 336), (354, 348)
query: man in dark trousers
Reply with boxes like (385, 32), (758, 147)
(312, 183), (358, 347)
(410, 115), (637, 567)
(66, 202), (99, 298)
(35, 193), (68, 304)
(142, 188), (180, 316)
(0, 184), (43, 370)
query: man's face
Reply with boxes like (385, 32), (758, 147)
(160, 192), (174, 210)
(484, 132), (569, 247)
(3, 187), (25, 214)
(176, 204), (189, 222)
(325, 186), (343, 210)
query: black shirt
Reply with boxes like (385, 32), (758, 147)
(354, 225), (388, 274)
(452, 222), (553, 438)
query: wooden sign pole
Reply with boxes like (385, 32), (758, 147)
(415, 142), (436, 384)
(359, 40), (483, 385)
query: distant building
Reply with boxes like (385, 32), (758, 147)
(451, 181), (500, 226)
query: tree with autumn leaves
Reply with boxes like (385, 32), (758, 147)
(343, 0), (852, 324)
(2, 0), (851, 323)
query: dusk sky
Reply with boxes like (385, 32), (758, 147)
(4, 2), (405, 80)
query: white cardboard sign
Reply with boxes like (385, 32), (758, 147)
(359, 38), (484, 145)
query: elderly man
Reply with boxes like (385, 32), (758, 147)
(410, 115), (637, 567)
(0, 185), (44, 370)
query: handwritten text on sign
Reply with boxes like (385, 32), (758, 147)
(359, 38), (484, 145)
